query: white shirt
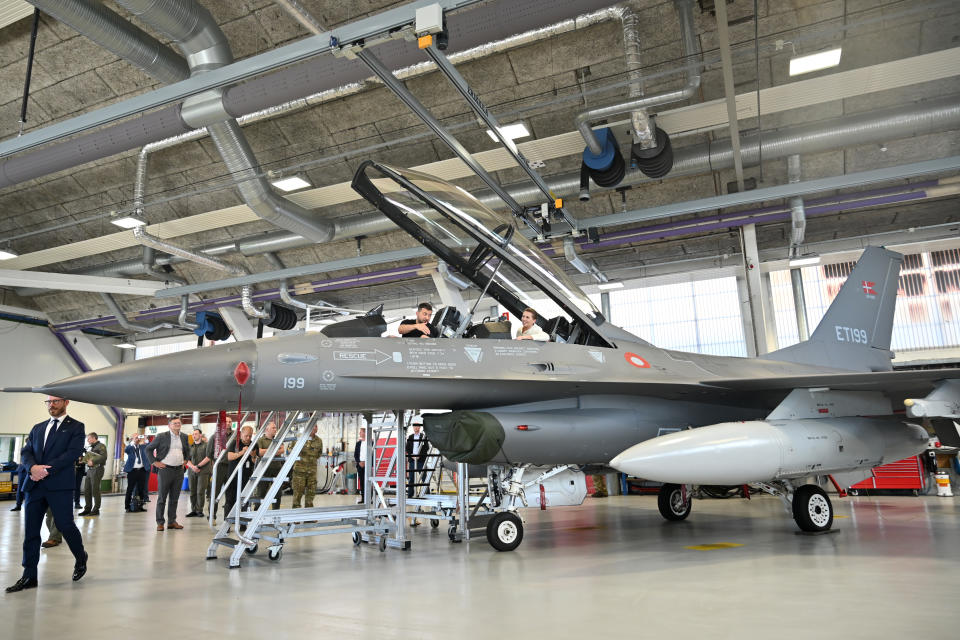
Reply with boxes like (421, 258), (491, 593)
(43, 416), (65, 447)
(411, 432), (425, 456)
(131, 444), (144, 469)
(516, 324), (549, 341)
(161, 431), (185, 466)
(359, 440), (368, 464)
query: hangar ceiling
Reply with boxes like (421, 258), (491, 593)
(0, 0), (957, 331)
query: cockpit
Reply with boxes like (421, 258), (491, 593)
(326, 162), (619, 347)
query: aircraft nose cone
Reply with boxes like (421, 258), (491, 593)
(610, 422), (783, 485)
(40, 341), (258, 411)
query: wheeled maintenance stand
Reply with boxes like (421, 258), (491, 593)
(206, 410), (409, 568)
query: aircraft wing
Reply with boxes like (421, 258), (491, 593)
(704, 367), (960, 394)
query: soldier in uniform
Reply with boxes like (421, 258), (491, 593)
(255, 422), (284, 509)
(79, 433), (107, 515)
(186, 427), (211, 518)
(290, 424), (323, 508)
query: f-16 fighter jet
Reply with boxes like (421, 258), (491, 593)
(7, 163), (957, 539)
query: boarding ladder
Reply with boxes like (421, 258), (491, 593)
(206, 410), (408, 568)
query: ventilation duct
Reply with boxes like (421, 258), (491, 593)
(109, 0), (334, 243)
(16, 96), (960, 292)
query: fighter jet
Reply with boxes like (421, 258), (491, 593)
(6, 162), (958, 536)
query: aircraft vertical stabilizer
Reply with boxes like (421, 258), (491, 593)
(762, 246), (903, 371)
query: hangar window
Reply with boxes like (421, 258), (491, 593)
(770, 249), (960, 353)
(605, 276), (747, 357)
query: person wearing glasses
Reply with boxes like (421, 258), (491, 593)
(6, 396), (88, 593)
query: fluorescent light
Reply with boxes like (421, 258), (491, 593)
(597, 281), (624, 290)
(270, 176), (312, 192)
(486, 122), (530, 142)
(0, 249), (18, 260)
(789, 48), (842, 76)
(111, 216), (146, 229)
(789, 256), (820, 267)
(115, 342), (137, 349)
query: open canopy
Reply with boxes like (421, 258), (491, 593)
(351, 161), (616, 347)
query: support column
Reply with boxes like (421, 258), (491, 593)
(738, 224), (776, 355)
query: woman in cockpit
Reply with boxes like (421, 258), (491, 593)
(515, 308), (550, 342)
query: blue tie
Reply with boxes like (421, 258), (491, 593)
(43, 419), (59, 455)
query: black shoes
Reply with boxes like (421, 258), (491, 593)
(6, 576), (38, 593)
(72, 551), (88, 582)
(89, 510), (100, 516)
(185, 511), (198, 518)
(10, 505), (21, 511)
(78, 510), (91, 516)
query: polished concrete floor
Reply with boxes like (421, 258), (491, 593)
(2, 491), (958, 638)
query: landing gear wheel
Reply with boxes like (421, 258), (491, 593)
(267, 547), (282, 561)
(792, 484), (833, 532)
(448, 525), (458, 542)
(352, 532), (362, 546)
(430, 518), (439, 529)
(658, 483), (692, 521)
(378, 535), (387, 552)
(245, 543), (258, 555)
(486, 511), (524, 552)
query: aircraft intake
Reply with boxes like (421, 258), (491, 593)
(422, 411), (506, 464)
(609, 418), (929, 485)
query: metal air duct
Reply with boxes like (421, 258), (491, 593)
(112, 0), (334, 243)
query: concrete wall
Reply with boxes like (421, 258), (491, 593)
(0, 319), (120, 476)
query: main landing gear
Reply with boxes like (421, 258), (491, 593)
(657, 483), (692, 521)
(654, 480), (834, 532)
(755, 480), (834, 533)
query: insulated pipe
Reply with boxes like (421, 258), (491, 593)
(577, 0), (700, 155)
(616, 6), (656, 149)
(114, 0), (335, 244)
(26, 0), (189, 84)
(240, 285), (270, 320)
(133, 226), (247, 276)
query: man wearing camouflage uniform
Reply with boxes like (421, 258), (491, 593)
(79, 433), (107, 516)
(186, 427), (211, 518)
(290, 424), (323, 508)
(255, 422), (284, 509)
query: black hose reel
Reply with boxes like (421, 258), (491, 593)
(263, 303), (298, 331)
(631, 124), (673, 179)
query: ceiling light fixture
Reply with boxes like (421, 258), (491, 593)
(269, 175), (312, 192)
(789, 47), (842, 76)
(486, 122), (531, 142)
(597, 281), (625, 290)
(788, 255), (821, 267)
(111, 216), (146, 229)
(0, 248), (18, 260)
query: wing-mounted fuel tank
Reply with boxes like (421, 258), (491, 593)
(610, 417), (929, 485)
(422, 396), (758, 466)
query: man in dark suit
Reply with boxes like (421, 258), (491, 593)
(123, 434), (149, 512)
(10, 461), (26, 511)
(6, 396), (88, 593)
(405, 420), (430, 499)
(144, 417), (198, 531)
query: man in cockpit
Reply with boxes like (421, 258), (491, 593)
(515, 308), (549, 342)
(398, 302), (439, 338)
